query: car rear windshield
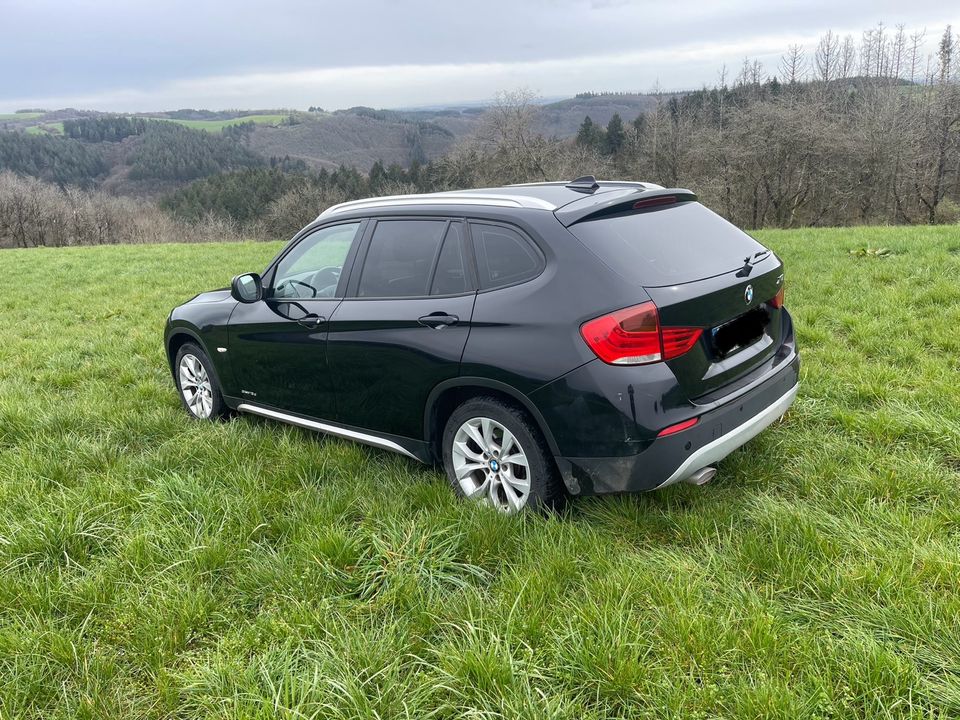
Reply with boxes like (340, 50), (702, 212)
(567, 202), (767, 287)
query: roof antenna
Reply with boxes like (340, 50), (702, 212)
(566, 175), (600, 193)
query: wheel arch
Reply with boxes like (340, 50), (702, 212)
(165, 327), (231, 402)
(423, 377), (560, 461)
(165, 327), (205, 374)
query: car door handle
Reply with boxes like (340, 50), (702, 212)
(418, 313), (459, 329)
(297, 313), (325, 330)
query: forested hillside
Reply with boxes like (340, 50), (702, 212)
(126, 122), (263, 181)
(0, 22), (957, 248)
(0, 131), (108, 185)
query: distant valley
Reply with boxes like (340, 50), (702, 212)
(0, 92), (673, 195)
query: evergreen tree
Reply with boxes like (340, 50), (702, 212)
(632, 113), (647, 141)
(605, 113), (626, 154)
(576, 116), (601, 148)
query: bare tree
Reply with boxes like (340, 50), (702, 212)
(891, 24), (907, 80)
(0, 171), (247, 248)
(917, 26), (960, 222)
(780, 45), (806, 85)
(839, 35), (857, 79)
(908, 29), (926, 83)
(815, 31), (839, 82)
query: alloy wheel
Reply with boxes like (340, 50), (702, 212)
(452, 416), (531, 513)
(178, 354), (213, 419)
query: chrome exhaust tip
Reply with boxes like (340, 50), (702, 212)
(685, 467), (717, 486)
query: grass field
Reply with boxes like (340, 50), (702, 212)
(145, 114), (288, 132)
(24, 122), (64, 136)
(0, 112), (43, 121)
(1, 226), (959, 718)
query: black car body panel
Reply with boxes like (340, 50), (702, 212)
(327, 292), (478, 437)
(165, 180), (799, 496)
(165, 290), (235, 388)
(226, 297), (341, 417)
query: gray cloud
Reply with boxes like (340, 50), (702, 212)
(1, 0), (957, 111)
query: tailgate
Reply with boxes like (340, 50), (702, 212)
(645, 257), (785, 399)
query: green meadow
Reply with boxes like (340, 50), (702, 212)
(146, 114), (288, 132)
(0, 112), (44, 121)
(1, 225), (959, 718)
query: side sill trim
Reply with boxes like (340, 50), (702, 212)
(237, 403), (420, 462)
(656, 382), (799, 489)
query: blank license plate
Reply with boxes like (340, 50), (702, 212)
(710, 307), (769, 358)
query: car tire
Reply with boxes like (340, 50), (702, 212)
(174, 342), (228, 420)
(442, 397), (566, 513)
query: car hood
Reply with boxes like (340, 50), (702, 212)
(186, 288), (232, 304)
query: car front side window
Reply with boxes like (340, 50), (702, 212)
(272, 222), (361, 300)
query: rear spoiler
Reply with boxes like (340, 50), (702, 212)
(555, 187), (697, 227)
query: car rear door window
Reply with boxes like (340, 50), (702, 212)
(357, 220), (447, 298)
(430, 222), (468, 296)
(471, 222), (543, 290)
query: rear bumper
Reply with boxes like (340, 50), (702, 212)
(554, 352), (799, 495)
(654, 381), (797, 488)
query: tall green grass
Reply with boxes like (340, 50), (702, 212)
(1, 226), (959, 718)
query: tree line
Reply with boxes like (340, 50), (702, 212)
(559, 25), (960, 226)
(0, 171), (244, 248)
(63, 116), (152, 142)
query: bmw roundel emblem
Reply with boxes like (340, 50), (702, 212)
(744, 284), (754, 304)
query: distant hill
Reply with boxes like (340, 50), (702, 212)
(535, 93), (682, 137)
(0, 93), (681, 194)
(246, 110), (477, 171)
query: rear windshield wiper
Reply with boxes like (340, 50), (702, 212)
(736, 250), (770, 277)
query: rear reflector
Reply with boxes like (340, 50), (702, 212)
(580, 301), (703, 365)
(770, 285), (785, 308)
(657, 417), (699, 437)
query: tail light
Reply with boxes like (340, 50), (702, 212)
(580, 301), (702, 365)
(770, 284), (785, 308)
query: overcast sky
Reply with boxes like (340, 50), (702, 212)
(1, 0), (957, 112)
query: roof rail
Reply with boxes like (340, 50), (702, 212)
(506, 179), (664, 190)
(317, 192), (556, 219)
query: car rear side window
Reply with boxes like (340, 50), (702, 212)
(471, 222), (542, 290)
(357, 220), (446, 298)
(430, 223), (468, 296)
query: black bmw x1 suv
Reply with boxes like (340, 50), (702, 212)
(165, 177), (799, 513)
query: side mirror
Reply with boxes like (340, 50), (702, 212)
(231, 273), (262, 303)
